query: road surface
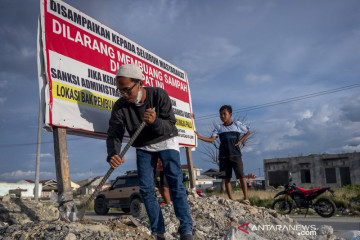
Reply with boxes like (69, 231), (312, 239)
(292, 215), (360, 237)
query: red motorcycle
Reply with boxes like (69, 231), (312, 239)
(271, 177), (336, 218)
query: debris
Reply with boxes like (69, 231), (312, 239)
(338, 230), (360, 240)
(0, 194), (341, 239)
(58, 191), (78, 222)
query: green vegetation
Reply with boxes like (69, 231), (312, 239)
(76, 197), (95, 212)
(248, 195), (273, 209)
(307, 152), (329, 157)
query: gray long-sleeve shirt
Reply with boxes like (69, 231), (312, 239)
(106, 87), (178, 161)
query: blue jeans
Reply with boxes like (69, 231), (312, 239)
(136, 149), (193, 236)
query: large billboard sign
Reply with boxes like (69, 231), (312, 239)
(38, 0), (196, 147)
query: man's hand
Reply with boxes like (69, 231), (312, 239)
(109, 155), (125, 169)
(144, 108), (156, 124)
(235, 141), (242, 147)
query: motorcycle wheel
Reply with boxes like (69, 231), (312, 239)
(271, 199), (292, 215)
(314, 198), (336, 218)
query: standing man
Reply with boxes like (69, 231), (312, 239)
(106, 64), (193, 240)
(196, 105), (251, 205)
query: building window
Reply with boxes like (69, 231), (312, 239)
(340, 167), (351, 186)
(268, 171), (289, 188)
(325, 168), (336, 183)
(301, 169), (311, 183)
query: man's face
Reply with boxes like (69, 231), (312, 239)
(116, 77), (139, 103)
(220, 109), (232, 123)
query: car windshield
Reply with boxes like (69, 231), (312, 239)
(113, 178), (126, 188)
(126, 177), (139, 186)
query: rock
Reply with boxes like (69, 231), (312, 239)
(1, 196), (10, 203)
(8, 218), (19, 225)
(317, 225), (334, 235)
(0, 221), (8, 227)
(339, 230), (360, 240)
(0, 194), (340, 240)
(224, 226), (266, 240)
(18, 234), (27, 240)
(64, 233), (77, 240)
(248, 207), (258, 215)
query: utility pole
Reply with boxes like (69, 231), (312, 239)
(34, 101), (42, 203)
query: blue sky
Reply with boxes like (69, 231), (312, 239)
(1, 0), (360, 183)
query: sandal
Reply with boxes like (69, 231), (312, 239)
(242, 199), (251, 206)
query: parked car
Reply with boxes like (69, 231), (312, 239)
(94, 171), (147, 217)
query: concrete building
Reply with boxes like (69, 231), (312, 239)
(78, 176), (105, 195)
(181, 165), (216, 190)
(196, 175), (216, 190)
(264, 152), (360, 189)
(0, 182), (42, 198)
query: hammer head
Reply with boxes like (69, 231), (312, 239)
(57, 191), (78, 222)
(59, 201), (79, 222)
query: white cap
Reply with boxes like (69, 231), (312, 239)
(116, 64), (143, 80)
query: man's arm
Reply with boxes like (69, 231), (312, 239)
(106, 104), (125, 167)
(195, 132), (217, 143)
(146, 89), (177, 135)
(235, 130), (250, 146)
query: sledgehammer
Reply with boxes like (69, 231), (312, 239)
(77, 109), (153, 220)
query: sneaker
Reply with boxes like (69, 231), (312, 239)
(180, 234), (193, 240)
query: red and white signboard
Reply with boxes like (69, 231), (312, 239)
(38, 0), (196, 147)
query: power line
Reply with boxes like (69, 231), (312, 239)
(2, 84), (359, 147)
(195, 83), (360, 121)
(0, 137), (84, 148)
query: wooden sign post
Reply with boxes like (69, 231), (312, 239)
(53, 127), (72, 199)
(185, 147), (196, 189)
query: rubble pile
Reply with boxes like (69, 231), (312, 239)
(0, 196), (152, 240)
(0, 196), (58, 225)
(141, 193), (338, 240)
(0, 194), (340, 240)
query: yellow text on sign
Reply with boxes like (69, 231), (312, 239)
(52, 81), (116, 112)
(175, 116), (193, 130)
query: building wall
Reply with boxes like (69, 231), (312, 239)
(264, 153), (360, 189)
(196, 180), (214, 190)
(0, 183), (42, 198)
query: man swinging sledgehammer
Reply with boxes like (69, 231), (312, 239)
(106, 64), (193, 240)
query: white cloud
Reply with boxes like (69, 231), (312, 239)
(244, 73), (273, 84)
(0, 97), (6, 104)
(242, 146), (253, 153)
(0, 170), (108, 182)
(0, 80), (7, 88)
(341, 144), (360, 152)
(174, 37), (242, 82)
(0, 170), (55, 182)
(299, 110), (313, 120)
(275, 44), (309, 73)
(29, 153), (53, 158)
(252, 94), (360, 158)
(348, 137), (360, 143)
